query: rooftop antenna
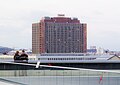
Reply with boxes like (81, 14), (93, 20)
(58, 14), (65, 17)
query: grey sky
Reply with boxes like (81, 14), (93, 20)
(0, 0), (120, 50)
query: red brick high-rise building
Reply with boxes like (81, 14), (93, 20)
(32, 15), (87, 54)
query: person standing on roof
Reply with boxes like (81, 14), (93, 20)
(14, 51), (20, 61)
(20, 50), (28, 61)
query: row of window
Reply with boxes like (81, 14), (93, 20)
(38, 58), (96, 60)
(40, 53), (87, 56)
(46, 26), (81, 29)
(45, 29), (82, 32)
(46, 23), (80, 26)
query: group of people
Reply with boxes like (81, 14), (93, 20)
(14, 50), (28, 62)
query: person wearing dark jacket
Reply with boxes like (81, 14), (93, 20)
(20, 50), (28, 61)
(14, 51), (20, 61)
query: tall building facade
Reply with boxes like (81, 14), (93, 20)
(32, 15), (87, 54)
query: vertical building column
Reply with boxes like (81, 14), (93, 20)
(83, 24), (87, 53)
(40, 20), (45, 53)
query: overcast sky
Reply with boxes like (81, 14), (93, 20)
(0, 0), (120, 50)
